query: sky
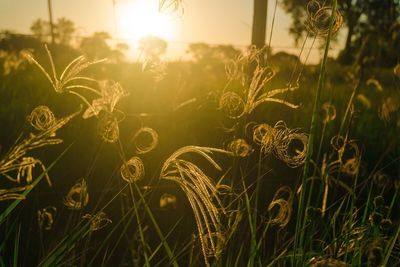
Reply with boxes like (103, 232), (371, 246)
(0, 0), (345, 63)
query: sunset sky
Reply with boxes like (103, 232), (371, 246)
(0, 0), (345, 62)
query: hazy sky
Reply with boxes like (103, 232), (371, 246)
(0, 0), (344, 62)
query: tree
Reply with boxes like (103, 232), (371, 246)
(79, 32), (128, 62)
(0, 31), (42, 52)
(30, 17), (76, 46)
(55, 17), (75, 45)
(187, 43), (241, 64)
(80, 32), (113, 60)
(30, 19), (47, 42)
(280, 0), (400, 66)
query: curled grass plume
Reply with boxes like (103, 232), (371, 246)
(160, 146), (233, 266)
(63, 179), (89, 210)
(120, 156), (145, 183)
(131, 127), (159, 154)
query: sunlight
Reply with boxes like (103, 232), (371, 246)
(116, 0), (176, 43)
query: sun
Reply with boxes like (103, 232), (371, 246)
(116, 0), (176, 42)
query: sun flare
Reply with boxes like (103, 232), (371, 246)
(116, 0), (176, 42)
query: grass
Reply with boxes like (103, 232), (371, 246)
(0, 0), (399, 266)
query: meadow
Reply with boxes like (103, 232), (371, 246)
(0, 0), (399, 266)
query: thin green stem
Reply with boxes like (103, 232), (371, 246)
(295, 0), (338, 264)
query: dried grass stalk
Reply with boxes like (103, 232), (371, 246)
(0, 109), (79, 191)
(160, 146), (232, 266)
(220, 47), (299, 119)
(22, 44), (105, 94)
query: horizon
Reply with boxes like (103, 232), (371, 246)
(0, 0), (346, 63)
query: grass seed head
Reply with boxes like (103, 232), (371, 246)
(16, 157), (52, 186)
(379, 96), (399, 122)
(394, 64), (400, 77)
(0, 185), (33, 201)
(83, 80), (126, 119)
(120, 156), (145, 183)
(98, 113), (120, 143)
(64, 179), (89, 210)
(132, 127), (159, 154)
(159, 193), (177, 209)
(23, 44), (106, 94)
(219, 91), (245, 119)
(27, 105), (56, 131)
(267, 186), (293, 228)
(342, 158), (360, 176)
(304, 2), (343, 37)
(37, 206), (57, 230)
(373, 172), (393, 190)
(253, 123), (276, 154)
(273, 122), (308, 168)
(355, 94), (372, 109)
(308, 256), (349, 267)
(82, 212), (112, 231)
(306, 0), (321, 18)
(322, 102), (336, 123)
(159, 0), (183, 14)
(227, 138), (253, 157)
(160, 146), (232, 266)
(366, 78), (384, 92)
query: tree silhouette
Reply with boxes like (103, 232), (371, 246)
(30, 19), (47, 43)
(0, 31), (42, 52)
(56, 18), (75, 45)
(30, 17), (76, 46)
(280, 0), (400, 66)
(187, 43), (240, 64)
(80, 32), (113, 60)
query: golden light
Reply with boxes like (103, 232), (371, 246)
(116, 0), (176, 42)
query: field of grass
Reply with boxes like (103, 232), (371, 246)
(0, 1), (399, 266)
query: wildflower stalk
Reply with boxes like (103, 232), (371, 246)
(295, 0), (338, 263)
